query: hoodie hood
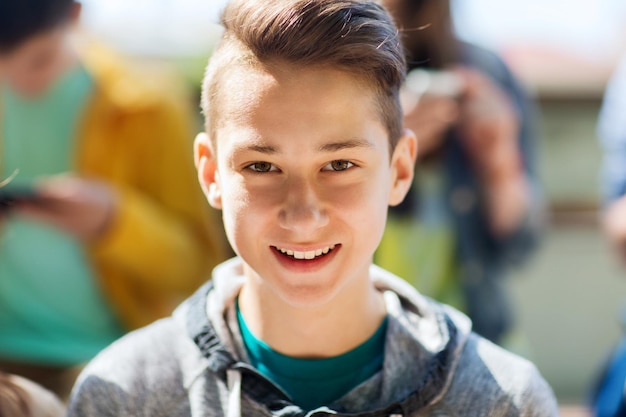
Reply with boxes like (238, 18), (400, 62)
(180, 257), (472, 417)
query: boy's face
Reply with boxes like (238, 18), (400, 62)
(196, 64), (416, 307)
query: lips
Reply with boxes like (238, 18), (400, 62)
(272, 244), (336, 260)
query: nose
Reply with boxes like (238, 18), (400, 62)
(278, 177), (329, 234)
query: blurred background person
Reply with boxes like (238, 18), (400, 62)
(0, 0), (227, 398)
(591, 53), (626, 417)
(599, 55), (626, 267)
(376, 0), (544, 345)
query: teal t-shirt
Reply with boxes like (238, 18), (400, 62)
(236, 300), (387, 411)
(0, 65), (124, 365)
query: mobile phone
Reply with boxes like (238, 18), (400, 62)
(404, 69), (464, 99)
(0, 184), (39, 209)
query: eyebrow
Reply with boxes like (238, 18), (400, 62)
(245, 144), (278, 154)
(239, 138), (374, 154)
(318, 138), (375, 152)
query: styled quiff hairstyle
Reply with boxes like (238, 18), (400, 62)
(202, 0), (406, 149)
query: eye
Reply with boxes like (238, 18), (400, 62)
(323, 160), (354, 171)
(247, 162), (278, 172)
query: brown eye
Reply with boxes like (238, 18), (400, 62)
(327, 160), (354, 171)
(249, 162), (275, 172)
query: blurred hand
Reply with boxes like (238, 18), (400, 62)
(401, 89), (459, 158)
(455, 67), (520, 177)
(401, 66), (530, 236)
(604, 195), (626, 266)
(15, 175), (118, 242)
(455, 67), (529, 236)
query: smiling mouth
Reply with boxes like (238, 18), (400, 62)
(272, 244), (337, 260)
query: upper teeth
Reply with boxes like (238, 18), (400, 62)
(276, 245), (335, 259)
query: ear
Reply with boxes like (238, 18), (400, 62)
(388, 129), (418, 207)
(194, 132), (222, 209)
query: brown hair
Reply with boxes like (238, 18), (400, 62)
(0, 372), (31, 417)
(202, 0), (406, 149)
(0, 373), (66, 417)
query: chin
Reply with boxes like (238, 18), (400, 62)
(272, 280), (347, 309)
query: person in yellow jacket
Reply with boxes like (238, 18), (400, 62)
(0, 0), (228, 398)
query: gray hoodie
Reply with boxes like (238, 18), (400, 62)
(67, 258), (558, 417)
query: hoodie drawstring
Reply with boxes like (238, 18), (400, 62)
(227, 369), (242, 417)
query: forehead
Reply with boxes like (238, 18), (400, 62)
(213, 63), (387, 149)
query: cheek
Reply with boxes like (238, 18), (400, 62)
(219, 178), (276, 247)
(219, 181), (249, 245)
(326, 177), (390, 234)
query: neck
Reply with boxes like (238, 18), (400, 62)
(238, 266), (386, 358)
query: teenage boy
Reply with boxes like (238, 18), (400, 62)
(0, 0), (227, 398)
(68, 0), (558, 415)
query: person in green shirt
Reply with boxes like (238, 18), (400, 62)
(0, 0), (227, 399)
